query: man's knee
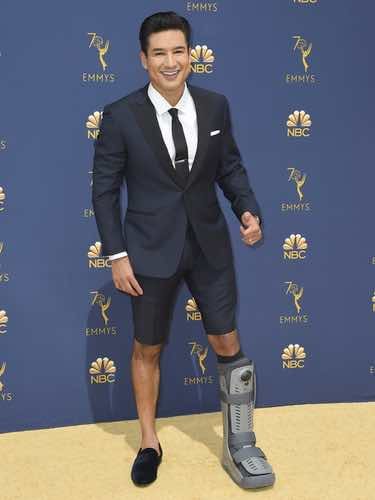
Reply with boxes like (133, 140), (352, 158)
(132, 337), (164, 362)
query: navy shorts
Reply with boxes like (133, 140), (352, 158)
(130, 221), (238, 345)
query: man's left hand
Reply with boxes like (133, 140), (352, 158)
(240, 211), (262, 246)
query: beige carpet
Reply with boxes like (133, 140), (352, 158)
(1, 402), (374, 500)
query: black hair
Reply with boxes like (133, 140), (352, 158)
(139, 11), (191, 54)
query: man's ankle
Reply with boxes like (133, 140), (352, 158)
(140, 436), (160, 455)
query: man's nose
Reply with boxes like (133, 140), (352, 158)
(165, 52), (176, 68)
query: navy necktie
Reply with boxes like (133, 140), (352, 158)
(168, 107), (189, 186)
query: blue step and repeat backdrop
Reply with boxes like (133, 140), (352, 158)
(1, 0), (375, 433)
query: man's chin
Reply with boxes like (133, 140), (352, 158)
(156, 75), (187, 91)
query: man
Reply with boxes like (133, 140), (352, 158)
(92, 11), (275, 490)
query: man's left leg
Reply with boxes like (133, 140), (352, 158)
(207, 329), (275, 489)
(183, 226), (275, 488)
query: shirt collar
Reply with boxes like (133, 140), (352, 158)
(148, 82), (190, 116)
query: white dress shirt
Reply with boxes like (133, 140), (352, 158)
(108, 82), (198, 261)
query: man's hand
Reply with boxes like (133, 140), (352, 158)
(240, 211), (262, 246)
(111, 256), (143, 296)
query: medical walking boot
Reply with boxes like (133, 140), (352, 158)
(217, 356), (276, 489)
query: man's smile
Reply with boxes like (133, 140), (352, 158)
(160, 69), (180, 80)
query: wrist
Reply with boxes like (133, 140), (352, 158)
(112, 255), (129, 263)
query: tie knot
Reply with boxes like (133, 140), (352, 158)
(168, 107), (178, 118)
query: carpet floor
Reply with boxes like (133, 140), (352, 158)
(1, 402), (374, 500)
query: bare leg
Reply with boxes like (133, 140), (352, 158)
(130, 338), (164, 455)
(207, 329), (240, 356)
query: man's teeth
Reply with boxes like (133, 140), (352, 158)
(162, 70), (179, 75)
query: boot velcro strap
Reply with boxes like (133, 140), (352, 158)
(232, 446), (266, 464)
(220, 390), (251, 405)
(229, 431), (256, 447)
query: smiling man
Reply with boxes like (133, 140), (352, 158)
(92, 11), (275, 490)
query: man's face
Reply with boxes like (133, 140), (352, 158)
(140, 29), (191, 95)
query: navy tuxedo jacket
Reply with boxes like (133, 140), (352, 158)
(92, 83), (262, 278)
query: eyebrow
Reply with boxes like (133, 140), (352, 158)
(151, 46), (187, 52)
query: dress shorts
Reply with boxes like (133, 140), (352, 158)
(130, 221), (238, 345)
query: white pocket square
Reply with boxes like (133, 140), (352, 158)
(210, 129), (221, 136)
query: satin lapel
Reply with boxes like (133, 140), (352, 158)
(129, 87), (185, 190)
(186, 84), (211, 190)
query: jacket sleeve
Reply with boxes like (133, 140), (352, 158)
(215, 96), (262, 224)
(92, 105), (127, 256)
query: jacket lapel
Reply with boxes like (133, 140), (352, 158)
(130, 86), (185, 189)
(129, 84), (211, 191)
(185, 84), (211, 190)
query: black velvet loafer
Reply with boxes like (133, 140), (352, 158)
(131, 443), (163, 486)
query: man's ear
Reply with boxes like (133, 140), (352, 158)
(140, 51), (148, 70)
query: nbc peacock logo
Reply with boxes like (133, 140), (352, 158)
(185, 297), (202, 321)
(0, 310), (8, 335)
(89, 356), (117, 384)
(190, 44), (215, 74)
(283, 233), (308, 260)
(372, 291), (375, 313)
(287, 110), (312, 137)
(281, 344), (307, 368)
(87, 241), (111, 269)
(0, 186), (6, 212)
(86, 111), (102, 140)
